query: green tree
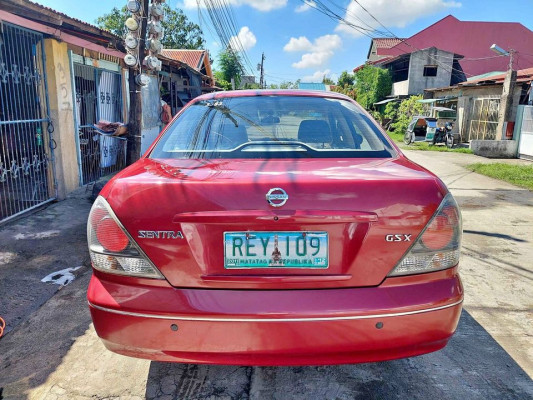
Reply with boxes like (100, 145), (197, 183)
(217, 49), (244, 89)
(337, 71), (355, 88)
(95, 4), (205, 49)
(322, 76), (335, 85)
(279, 80), (300, 89)
(244, 82), (262, 89)
(391, 95), (424, 133)
(331, 84), (357, 100)
(384, 101), (399, 123)
(354, 65), (392, 109)
(213, 70), (232, 90)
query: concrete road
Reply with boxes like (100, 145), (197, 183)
(0, 151), (532, 400)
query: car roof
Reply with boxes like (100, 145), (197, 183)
(194, 89), (353, 103)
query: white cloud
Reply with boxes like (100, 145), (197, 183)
(183, 0), (287, 12)
(335, 0), (461, 37)
(302, 69), (331, 83)
(230, 27), (257, 51)
(283, 36), (313, 52)
(295, 0), (315, 13)
(293, 52), (333, 69)
(314, 34), (342, 50)
(284, 34), (342, 69)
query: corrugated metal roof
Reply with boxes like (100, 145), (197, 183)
(25, 0), (120, 39)
(427, 67), (533, 91)
(461, 67), (533, 85)
(466, 71), (506, 81)
(298, 82), (327, 91)
(161, 50), (206, 70)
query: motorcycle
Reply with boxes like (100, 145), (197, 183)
(431, 121), (456, 148)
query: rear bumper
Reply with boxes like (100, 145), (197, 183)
(88, 270), (463, 366)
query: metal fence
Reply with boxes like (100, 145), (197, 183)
(72, 63), (126, 185)
(518, 105), (533, 160)
(0, 23), (56, 223)
(468, 97), (501, 141)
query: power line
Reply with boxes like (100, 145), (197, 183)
(198, 0), (255, 75)
(301, 0), (387, 39)
(321, 0), (391, 37)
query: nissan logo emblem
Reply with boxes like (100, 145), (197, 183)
(266, 188), (288, 207)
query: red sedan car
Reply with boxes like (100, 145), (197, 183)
(87, 90), (463, 366)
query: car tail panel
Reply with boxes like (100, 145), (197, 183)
(102, 157), (446, 289)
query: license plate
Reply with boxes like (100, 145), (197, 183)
(224, 231), (328, 269)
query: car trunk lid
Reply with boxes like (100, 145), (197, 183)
(104, 157), (445, 289)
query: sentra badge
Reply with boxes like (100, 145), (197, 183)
(138, 231), (184, 239)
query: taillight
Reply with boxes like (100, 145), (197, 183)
(87, 196), (163, 279)
(421, 206), (458, 250)
(389, 193), (462, 276)
(96, 218), (129, 253)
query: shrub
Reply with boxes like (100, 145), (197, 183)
(355, 65), (392, 110)
(391, 95), (424, 133)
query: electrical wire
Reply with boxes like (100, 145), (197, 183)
(200, 0), (256, 75)
(301, 0), (385, 39)
(322, 0), (393, 37)
(299, 0), (472, 78)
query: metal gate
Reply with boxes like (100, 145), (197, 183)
(72, 62), (126, 185)
(468, 97), (501, 141)
(0, 23), (56, 223)
(517, 106), (533, 160)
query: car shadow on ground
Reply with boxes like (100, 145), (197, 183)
(144, 311), (533, 400)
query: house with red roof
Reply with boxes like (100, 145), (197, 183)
(161, 49), (214, 82)
(159, 49), (217, 114)
(356, 15), (533, 96)
(367, 38), (404, 62)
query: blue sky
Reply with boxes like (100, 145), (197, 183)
(34, 0), (533, 85)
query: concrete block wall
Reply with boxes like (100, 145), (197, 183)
(408, 48), (453, 95)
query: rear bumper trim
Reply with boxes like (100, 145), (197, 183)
(88, 299), (463, 323)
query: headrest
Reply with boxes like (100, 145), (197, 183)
(297, 120), (332, 143)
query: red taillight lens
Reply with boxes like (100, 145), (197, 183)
(90, 208), (107, 228)
(421, 205), (460, 250)
(96, 217), (129, 252)
(88, 197), (163, 279)
(421, 215), (454, 250)
(389, 194), (462, 277)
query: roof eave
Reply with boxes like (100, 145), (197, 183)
(2, 0), (123, 48)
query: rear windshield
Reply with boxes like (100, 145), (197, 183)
(150, 95), (395, 159)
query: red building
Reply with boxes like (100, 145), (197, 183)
(368, 15), (533, 78)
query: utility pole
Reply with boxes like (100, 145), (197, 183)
(258, 52), (265, 89)
(491, 44), (517, 140)
(126, 0), (148, 165)
(124, 0), (163, 164)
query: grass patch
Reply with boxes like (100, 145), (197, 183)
(466, 163), (533, 190)
(386, 130), (404, 143)
(385, 131), (473, 154)
(403, 141), (473, 153)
